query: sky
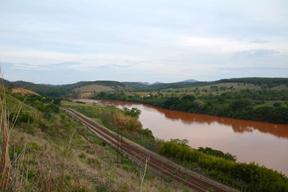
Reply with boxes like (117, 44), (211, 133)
(0, 0), (288, 84)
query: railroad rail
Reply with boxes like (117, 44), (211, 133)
(64, 108), (237, 192)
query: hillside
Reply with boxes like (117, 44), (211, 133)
(71, 81), (127, 99)
(11, 87), (39, 96)
(217, 77), (288, 87)
(138, 77), (288, 91)
(122, 82), (150, 90)
(0, 89), (190, 191)
(5, 80), (128, 98)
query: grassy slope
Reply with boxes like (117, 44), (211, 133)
(11, 87), (39, 96)
(3, 93), (190, 192)
(142, 81), (288, 96)
(72, 84), (126, 99)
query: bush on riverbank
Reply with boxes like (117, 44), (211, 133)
(159, 139), (288, 191)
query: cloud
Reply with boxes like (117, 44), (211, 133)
(228, 49), (288, 71)
(219, 66), (288, 71)
(1, 61), (81, 70)
(0, 47), (142, 71)
(232, 49), (278, 57)
(179, 36), (288, 53)
(250, 40), (269, 44)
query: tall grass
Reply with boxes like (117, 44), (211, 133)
(0, 75), (12, 191)
(0, 74), (25, 191)
(139, 156), (149, 192)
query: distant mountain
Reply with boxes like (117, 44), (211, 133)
(151, 81), (163, 85)
(147, 82), (203, 90)
(122, 82), (150, 89)
(181, 79), (198, 83)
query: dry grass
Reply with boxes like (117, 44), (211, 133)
(140, 157), (149, 192)
(0, 77), (11, 191)
(6, 124), (191, 192)
(73, 84), (115, 99)
(0, 76), (28, 191)
(11, 88), (39, 96)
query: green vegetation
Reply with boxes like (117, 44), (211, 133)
(123, 107), (141, 118)
(64, 101), (288, 192)
(159, 140), (288, 191)
(217, 77), (288, 88)
(13, 94), (61, 118)
(0, 90), (189, 191)
(197, 147), (236, 161)
(63, 101), (156, 150)
(93, 84), (288, 123)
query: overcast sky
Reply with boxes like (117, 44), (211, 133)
(0, 0), (288, 84)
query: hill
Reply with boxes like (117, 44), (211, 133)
(0, 88), (189, 191)
(122, 82), (150, 90)
(217, 77), (288, 87)
(4, 77), (288, 99)
(5, 80), (128, 98)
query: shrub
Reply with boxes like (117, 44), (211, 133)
(9, 111), (34, 125)
(198, 147), (236, 161)
(123, 107), (141, 118)
(111, 112), (142, 132)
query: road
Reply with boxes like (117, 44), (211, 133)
(65, 108), (237, 192)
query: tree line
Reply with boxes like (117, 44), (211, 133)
(93, 89), (288, 123)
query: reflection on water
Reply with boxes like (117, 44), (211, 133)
(78, 99), (288, 175)
(96, 99), (288, 139)
(153, 106), (288, 139)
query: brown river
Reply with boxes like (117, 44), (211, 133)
(79, 99), (288, 176)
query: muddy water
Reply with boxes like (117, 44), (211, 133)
(79, 99), (288, 175)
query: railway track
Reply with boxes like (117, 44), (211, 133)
(65, 108), (237, 192)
